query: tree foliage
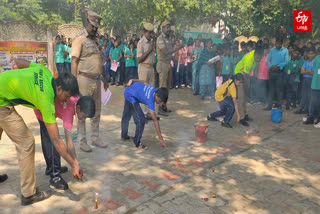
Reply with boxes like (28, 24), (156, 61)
(0, 0), (319, 39)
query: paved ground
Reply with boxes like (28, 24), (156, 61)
(1, 85), (320, 214)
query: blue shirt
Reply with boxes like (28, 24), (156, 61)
(302, 60), (314, 79)
(267, 47), (289, 70)
(124, 82), (156, 111)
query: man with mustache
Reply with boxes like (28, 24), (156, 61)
(71, 10), (109, 152)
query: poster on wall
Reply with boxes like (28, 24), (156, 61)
(0, 41), (48, 72)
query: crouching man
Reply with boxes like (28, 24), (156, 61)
(207, 74), (243, 128)
(121, 79), (167, 149)
(34, 96), (95, 190)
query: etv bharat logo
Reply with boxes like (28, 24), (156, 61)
(294, 10), (311, 32)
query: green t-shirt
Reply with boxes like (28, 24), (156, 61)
(0, 63), (56, 123)
(311, 56), (320, 90)
(64, 46), (72, 63)
(134, 48), (138, 67)
(55, 43), (65, 63)
(221, 56), (233, 75)
(124, 47), (136, 67)
(235, 50), (257, 75)
(294, 57), (305, 83)
(110, 47), (122, 67)
(120, 43), (126, 63)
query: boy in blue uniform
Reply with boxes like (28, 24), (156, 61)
(121, 80), (168, 149)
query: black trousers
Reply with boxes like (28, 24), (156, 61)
(268, 70), (285, 107)
(39, 120), (61, 178)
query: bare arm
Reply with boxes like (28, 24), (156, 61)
(71, 56), (80, 78)
(14, 59), (31, 69)
(45, 123), (82, 180)
(64, 129), (77, 159)
(160, 44), (183, 57)
(233, 97), (241, 122)
(149, 111), (166, 148)
(137, 44), (154, 63)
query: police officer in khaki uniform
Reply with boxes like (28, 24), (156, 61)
(156, 21), (184, 116)
(137, 23), (155, 118)
(71, 11), (109, 152)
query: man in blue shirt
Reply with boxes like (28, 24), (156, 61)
(121, 80), (167, 149)
(265, 38), (289, 110)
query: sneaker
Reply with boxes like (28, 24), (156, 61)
(158, 108), (168, 116)
(121, 135), (132, 141)
(136, 144), (148, 150)
(221, 122), (232, 128)
(239, 119), (249, 127)
(21, 188), (52, 206)
(302, 116), (308, 122)
(145, 114), (160, 121)
(286, 104), (290, 110)
(50, 176), (69, 190)
(244, 115), (253, 122)
(45, 166), (68, 176)
(303, 117), (314, 125)
(314, 122), (320, 128)
(92, 138), (108, 148)
(175, 85), (179, 89)
(207, 115), (218, 121)
(80, 143), (92, 152)
(0, 174), (8, 183)
(294, 109), (307, 114)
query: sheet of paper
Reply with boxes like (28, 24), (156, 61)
(110, 61), (119, 72)
(101, 81), (112, 105)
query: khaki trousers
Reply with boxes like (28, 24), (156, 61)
(138, 65), (154, 113)
(77, 75), (101, 143)
(0, 106), (36, 197)
(157, 61), (172, 89)
(238, 73), (250, 118)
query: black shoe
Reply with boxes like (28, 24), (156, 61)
(0, 174), (8, 183)
(121, 135), (131, 141)
(239, 119), (249, 127)
(286, 104), (290, 110)
(200, 96), (205, 100)
(207, 115), (218, 121)
(221, 122), (232, 128)
(303, 117), (314, 125)
(193, 91), (199, 95)
(45, 166), (68, 176)
(21, 188), (52, 206)
(50, 176), (69, 190)
(136, 144), (148, 150)
(295, 109), (307, 114)
(263, 106), (272, 111)
(244, 115), (253, 122)
(163, 107), (172, 113)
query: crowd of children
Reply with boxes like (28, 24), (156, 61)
(97, 32), (320, 129)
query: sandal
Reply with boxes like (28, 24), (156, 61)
(136, 144), (148, 150)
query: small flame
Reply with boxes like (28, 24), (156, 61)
(246, 131), (249, 137)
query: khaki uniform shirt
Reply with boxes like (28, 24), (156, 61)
(137, 36), (155, 66)
(156, 32), (172, 63)
(72, 29), (103, 76)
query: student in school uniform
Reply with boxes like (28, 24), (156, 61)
(304, 54), (320, 128)
(124, 41), (137, 83)
(221, 45), (233, 83)
(295, 46), (316, 115)
(109, 40), (122, 86)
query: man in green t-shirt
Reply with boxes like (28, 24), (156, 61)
(0, 59), (83, 206)
(234, 47), (263, 125)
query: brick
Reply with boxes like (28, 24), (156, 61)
(187, 159), (203, 167)
(159, 171), (179, 180)
(200, 155), (216, 161)
(210, 148), (227, 155)
(102, 198), (123, 211)
(140, 180), (162, 190)
(120, 188), (144, 200)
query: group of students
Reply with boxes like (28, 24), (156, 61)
(100, 34), (140, 86)
(54, 35), (72, 74)
(184, 35), (320, 129)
